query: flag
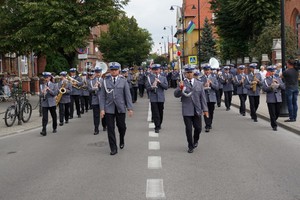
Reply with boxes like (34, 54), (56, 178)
(186, 21), (195, 34)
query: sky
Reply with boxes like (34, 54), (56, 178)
(123, 0), (182, 54)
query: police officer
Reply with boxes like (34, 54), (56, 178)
(262, 66), (285, 131)
(40, 72), (58, 136)
(245, 63), (263, 122)
(219, 66), (234, 111)
(145, 64), (168, 133)
(137, 67), (146, 97)
(100, 62), (133, 155)
(69, 68), (83, 119)
(199, 65), (219, 132)
(234, 65), (248, 116)
(57, 71), (72, 126)
(80, 72), (90, 114)
(174, 65), (209, 153)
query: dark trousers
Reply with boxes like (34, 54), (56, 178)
(59, 103), (70, 123)
(151, 102), (164, 130)
(138, 84), (145, 97)
(249, 95), (260, 120)
(42, 106), (57, 131)
(171, 79), (177, 88)
(183, 115), (202, 149)
(106, 111), (126, 152)
(92, 105), (107, 131)
(204, 102), (216, 128)
(224, 91), (232, 109)
(70, 95), (81, 117)
(267, 102), (281, 128)
(81, 96), (89, 112)
(131, 87), (138, 102)
(238, 94), (247, 114)
(216, 88), (223, 106)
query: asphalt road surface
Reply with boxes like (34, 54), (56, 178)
(0, 89), (299, 200)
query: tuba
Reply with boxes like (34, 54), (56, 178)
(56, 80), (67, 106)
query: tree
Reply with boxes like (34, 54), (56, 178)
(199, 17), (217, 63)
(97, 14), (153, 66)
(0, 0), (129, 67)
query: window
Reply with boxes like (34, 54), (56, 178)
(20, 55), (28, 74)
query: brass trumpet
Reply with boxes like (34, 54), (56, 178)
(66, 75), (81, 89)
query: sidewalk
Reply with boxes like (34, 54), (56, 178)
(230, 93), (300, 135)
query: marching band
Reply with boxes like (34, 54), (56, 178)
(39, 59), (288, 154)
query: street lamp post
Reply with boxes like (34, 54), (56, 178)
(163, 26), (174, 62)
(162, 36), (169, 56)
(197, 0), (201, 69)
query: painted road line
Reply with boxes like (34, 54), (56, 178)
(147, 103), (152, 122)
(149, 131), (159, 138)
(146, 179), (166, 199)
(149, 141), (160, 150)
(148, 156), (162, 169)
(149, 123), (155, 129)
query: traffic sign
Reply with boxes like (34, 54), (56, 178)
(188, 56), (197, 64)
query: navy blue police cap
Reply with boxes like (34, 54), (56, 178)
(60, 71), (67, 76)
(42, 72), (52, 77)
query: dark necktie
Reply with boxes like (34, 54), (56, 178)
(189, 80), (192, 87)
(113, 77), (116, 84)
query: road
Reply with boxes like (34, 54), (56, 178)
(0, 89), (300, 200)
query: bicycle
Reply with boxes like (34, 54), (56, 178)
(4, 92), (32, 127)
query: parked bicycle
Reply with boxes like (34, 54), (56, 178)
(4, 92), (32, 127)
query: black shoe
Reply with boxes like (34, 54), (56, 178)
(52, 129), (57, 133)
(40, 130), (47, 136)
(194, 142), (198, 148)
(155, 129), (159, 133)
(217, 104), (221, 107)
(205, 128), (210, 132)
(110, 150), (118, 155)
(120, 143), (124, 149)
(78, 115), (81, 118)
(80, 110), (84, 114)
(253, 119), (258, 122)
(188, 148), (194, 153)
(59, 122), (63, 126)
(226, 108), (230, 111)
(65, 121), (69, 124)
(272, 127), (277, 131)
(103, 127), (107, 131)
(69, 116), (73, 119)
(242, 113), (246, 116)
(94, 130), (99, 135)
(284, 119), (296, 122)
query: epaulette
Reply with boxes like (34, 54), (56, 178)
(105, 74), (111, 79)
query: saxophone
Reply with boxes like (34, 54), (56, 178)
(56, 81), (67, 106)
(251, 74), (259, 92)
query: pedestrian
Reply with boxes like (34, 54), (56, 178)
(220, 66), (234, 111)
(174, 64), (209, 153)
(259, 65), (267, 80)
(245, 63), (263, 122)
(282, 59), (299, 122)
(100, 62), (133, 155)
(262, 66), (285, 131)
(145, 64), (168, 133)
(234, 65), (248, 116)
(69, 68), (83, 119)
(199, 64), (219, 132)
(57, 71), (72, 126)
(137, 67), (146, 97)
(40, 72), (58, 136)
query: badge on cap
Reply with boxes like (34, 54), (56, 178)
(109, 62), (121, 70)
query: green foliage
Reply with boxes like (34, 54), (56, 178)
(210, 0), (280, 60)
(153, 56), (168, 67)
(0, 0), (128, 66)
(97, 14), (153, 66)
(200, 17), (217, 63)
(45, 52), (70, 75)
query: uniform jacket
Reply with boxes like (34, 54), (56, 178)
(138, 72), (146, 85)
(57, 80), (71, 104)
(88, 77), (103, 105)
(41, 81), (58, 107)
(245, 73), (263, 96)
(199, 74), (219, 103)
(145, 73), (168, 102)
(81, 78), (90, 96)
(174, 79), (208, 116)
(219, 72), (234, 92)
(100, 75), (133, 114)
(70, 75), (83, 96)
(234, 74), (248, 94)
(262, 76), (285, 103)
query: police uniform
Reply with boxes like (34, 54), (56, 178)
(234, 65), (248, 116)
(137, 67), (146, 97)
(80, 72), (90, 113)
(145, 64), (168, 133)
(262, 66), (285, 131)
(174, 65), (208, 153)
(40, 72), (59, 136)
(219, 66), (234, 110)
(199, 65), (219, 132)
(69, 68), (83, 119)
(244, 63), (263, 122)
(100, 62), (133, 155)
(57, 71), (72, 126)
